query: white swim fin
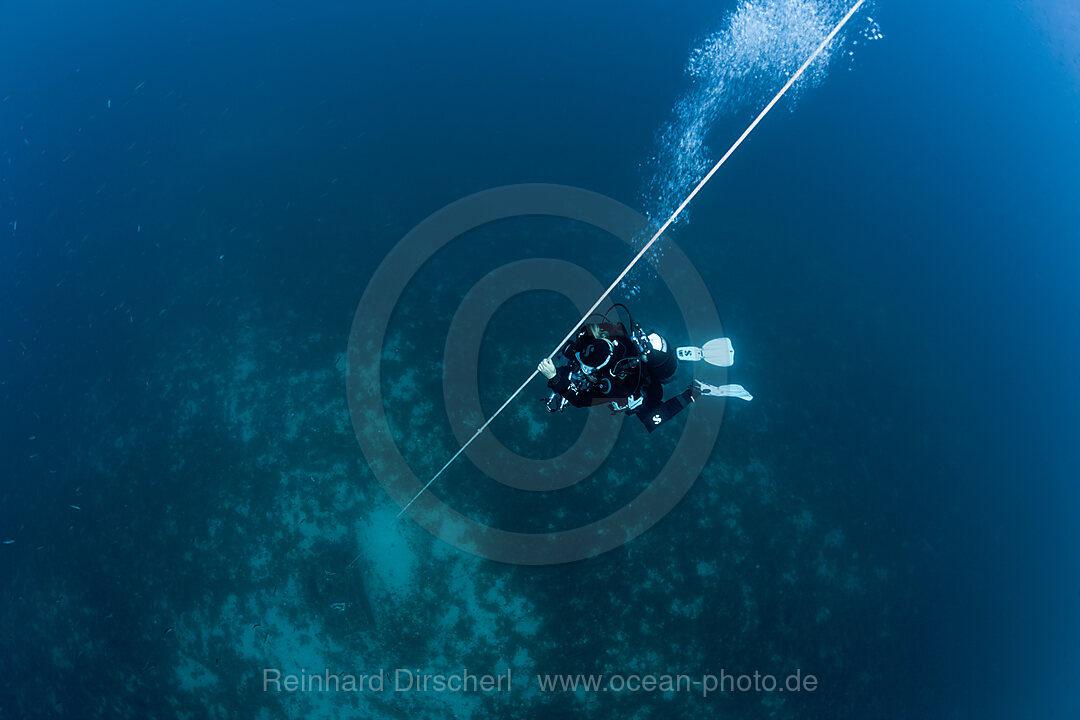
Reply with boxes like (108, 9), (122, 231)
(677, 338), (735, 367)
(694, 380), (753, 401)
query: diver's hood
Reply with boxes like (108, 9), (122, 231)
(576, 337), (614, 372)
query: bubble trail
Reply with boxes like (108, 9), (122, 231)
(627, 0), (878, 294)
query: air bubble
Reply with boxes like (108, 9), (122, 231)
(625, 0), (878, 294)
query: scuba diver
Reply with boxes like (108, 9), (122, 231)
(537, 304), (752, 433)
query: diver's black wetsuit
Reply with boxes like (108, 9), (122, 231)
(546, 326), (697, 433)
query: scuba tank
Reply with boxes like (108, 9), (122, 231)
(629, 325), (678, 384)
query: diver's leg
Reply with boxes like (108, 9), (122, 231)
(634, 385), (697, 432)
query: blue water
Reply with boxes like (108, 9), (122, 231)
(2, 0), (1078, 718)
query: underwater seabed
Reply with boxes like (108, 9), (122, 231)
(0, 298), (905, 719)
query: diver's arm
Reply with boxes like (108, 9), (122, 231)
(547, 366), (592, 408)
